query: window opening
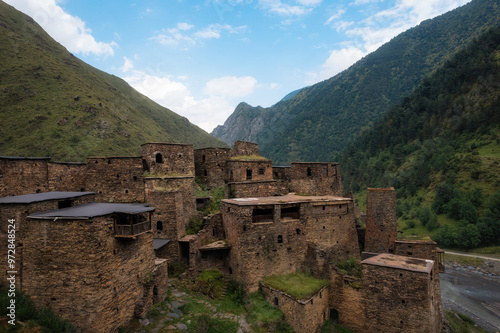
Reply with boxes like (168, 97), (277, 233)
(156, 153), (163, 163)
(281, 205), (300, 220)
(252, 207), (273, 223)
(246, 169), (253, 180)
(157, 221), (163, 231)
(277, 235), (283, 243)
(307, 167), (312, 177)
(258, 168), (265, 175)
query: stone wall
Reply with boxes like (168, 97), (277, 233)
(226, 180), (287, 199)
(194, 147), (230, 189)
(288, 163), (342, 196)
(188, 214), (231, 277)
(226, 159), (273, 183)
(48, 162), (87, 191)
(0, 193), (95, 288)
(85, 157), (145, 203)
(304, 200), (360, 261)
(144, 177), (196, 231)
(361, 255), (441, 333)
(0, 157), (50, 196)
(222, 202), (307, 292)
(141, 143), (194, 177)
(231, 141), (259, 157)
(22, 214), (158, 333)
(329, 270), (365, 333)
(364, 188), (397, 254)
(261, 284), (329, 333)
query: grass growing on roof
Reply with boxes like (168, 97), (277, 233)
(261, 271), (329, 300)
(229, 155), (269, 161)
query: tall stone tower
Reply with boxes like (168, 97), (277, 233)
(364, 187), (397, 253)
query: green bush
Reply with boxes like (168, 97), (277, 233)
(197, 269), (226, 299)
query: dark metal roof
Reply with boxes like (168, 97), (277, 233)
(153, 239), (170, 250)
(28, 203), (155, 220)
(0, 192), (95, 204)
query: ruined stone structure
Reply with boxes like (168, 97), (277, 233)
(231, 140), (259, 157)
(361, 254), (441, 333)
(261, 284), (329, 333)
(194, 147), (230, 189)
(141, 143), (194, 177)
(221, 193), (360, 292)
(0, 156), (51, 196)
(364, 187), (397, 254)
(0, 141), (444, 333)
(86, 157), (145, 203)
(0, 192), (168, 333)
(288, 162), (342, 196)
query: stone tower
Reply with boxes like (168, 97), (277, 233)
(364, 187), (397, 253)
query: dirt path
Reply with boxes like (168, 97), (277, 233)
(445, 251), (500, 262)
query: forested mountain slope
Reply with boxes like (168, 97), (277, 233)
(212, 0), (499, 165)
(342, 27), (500, 248)
(0, 1), (226, 162)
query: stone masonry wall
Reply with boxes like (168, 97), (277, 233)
(226, 160), (273, 183)
(0, 157), (50, 196)
(144, 177), (195, 233)
(141, 143), (194, 177)
(364, 187), (397, 254)
(288, 163), (342, 196)
(85, 157), (145, 203)
(48, 162), (87, 192)
(222, 202), (307, 292)
(304, 201), (360, 262)
(226, 180), (287, 199)
(361, 262), (440, 333)
(261, 284), (329, 333)
(231, 141), (259, 157)
(0, 194), (95, 289)
(194, 148), (230, 189)
(22, 215), (156, 333)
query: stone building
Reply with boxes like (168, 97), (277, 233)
(23, 201), (167, 333)
(47, 161), (87, 192)
(364, 187), (397, 254)
(194, 147), (230, 189)
(141, 143), (194, 176)
(288, 162), (342, 196)
(0, 191), (95, 287)
(361, 254), (441, 333)
(261, 284), (329, 333)
(231, 141), (259, 157)
(0, 156), (51, 196)
(85, 156), (145, 203)
(221, 193), (360, 292)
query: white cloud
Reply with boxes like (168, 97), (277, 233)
(325, 9), (346, 25)
(317, 0), (472, 82)
(4, 0), (117, 56)
(151, 23), (246, 48)
(121, 57), (134, 73)
(258, 0), (316, 16)
(204, 76), (258, 98)
(121, 59), (258, 132)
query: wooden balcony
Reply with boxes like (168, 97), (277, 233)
(114, 220), (151, 238)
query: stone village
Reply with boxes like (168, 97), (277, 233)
(0, 141), (445, 332)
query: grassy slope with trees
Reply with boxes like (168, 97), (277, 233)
(212, 0), (499, 165)
(0, 2), (226, 162)
(341, 27), (500, 249)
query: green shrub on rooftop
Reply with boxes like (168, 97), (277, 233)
(261, 271), (329, 300)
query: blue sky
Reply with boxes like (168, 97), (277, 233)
(4, 0), (471, 132)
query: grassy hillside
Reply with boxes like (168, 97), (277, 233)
(213, 0), (500, 165)
(0, 2), (226, 162)
(342, 27), (500, 249)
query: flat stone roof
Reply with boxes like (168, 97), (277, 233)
(362, 253), (433, 273)
(0, 191), (95, 204)
(223, 193), (351, 206)
(28, 203), (155, 220)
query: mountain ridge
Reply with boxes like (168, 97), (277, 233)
(0, 1), (227, 162)
(212, 0), (500, 164)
